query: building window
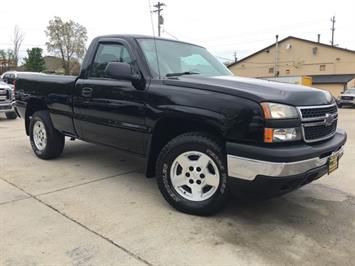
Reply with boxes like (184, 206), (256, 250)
(320, 64), (326, 71)
(312, 47), (318, 55)
(268, 67), (274, 74)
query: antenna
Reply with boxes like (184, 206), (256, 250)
(148, 0), (161, 78)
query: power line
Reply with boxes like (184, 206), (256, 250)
(214, 55), (234, 62)
(162, 29), (178, 40)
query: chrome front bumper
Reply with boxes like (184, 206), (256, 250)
(0, 101), (15, 113)
(227, 146), (344, 181)
(339, 99), (355, 105)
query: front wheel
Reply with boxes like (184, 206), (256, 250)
(29, 111), (65, 159)
(156, 132), (228, 216)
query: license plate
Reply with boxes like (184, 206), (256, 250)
(0, 96), (6, 100)
(328, 153), (339, 174)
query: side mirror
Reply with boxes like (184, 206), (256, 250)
(104, 62), (139, 81)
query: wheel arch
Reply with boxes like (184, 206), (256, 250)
(25, 98), (48, 135)
(145, 116), (225, 178)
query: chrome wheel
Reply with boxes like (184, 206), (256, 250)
(170, 151), (220, 201)
(33, 120), (47, 151)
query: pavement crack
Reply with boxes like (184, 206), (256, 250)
(35, 169), (139, 197)
(0, 196), (31, 206)
(0, 175), (154, 266)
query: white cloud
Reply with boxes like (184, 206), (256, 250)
(1, 0), (354, 62)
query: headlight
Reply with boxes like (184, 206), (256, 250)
(264, 127), (302, 143)
(261, 102), (299, 119)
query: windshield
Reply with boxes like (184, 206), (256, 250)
(137, 38), (232, 78)
(344, 88), (355, 94)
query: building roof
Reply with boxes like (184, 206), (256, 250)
(311, 74), (355, 84)
(228, 36), (355, 68)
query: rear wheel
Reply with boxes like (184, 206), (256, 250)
(156, 132), (228, 215)
(29, 111), (65, 159)
(5, 112), (17, 120)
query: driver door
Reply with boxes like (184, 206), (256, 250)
(73, 41), (146, 154)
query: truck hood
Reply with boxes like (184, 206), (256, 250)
(164, 75), (334, 106)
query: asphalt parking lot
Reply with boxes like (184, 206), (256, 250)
(1, 108), (355, 266)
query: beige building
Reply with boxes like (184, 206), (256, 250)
(228, 36), (355, 96)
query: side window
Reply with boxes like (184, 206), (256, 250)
(9, 74), (15, 84)
(89, 43), (132, 78)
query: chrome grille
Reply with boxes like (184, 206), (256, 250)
(341, 96), (354, 100)
(297, 104), (338, 143)
(0, 89), (8, 101)
(300, 105), (337, 119)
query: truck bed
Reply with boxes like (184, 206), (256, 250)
(16, 73), (78, 135)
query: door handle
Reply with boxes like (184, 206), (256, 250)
(82, 87), (93, 98)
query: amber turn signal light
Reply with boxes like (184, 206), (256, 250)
(264, 128), (274, 143)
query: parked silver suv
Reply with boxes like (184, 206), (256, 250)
(0, 81), (17, 119)
(338, 88), (355, 108)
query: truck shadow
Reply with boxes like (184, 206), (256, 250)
(0, 116), (17, 123)
(216, 185), (355, 264)
(53, 140), (147, 177)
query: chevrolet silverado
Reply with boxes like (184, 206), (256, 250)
(15, 35), (347, 215)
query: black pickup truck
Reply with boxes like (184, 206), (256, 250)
(15, 35), (346, 215)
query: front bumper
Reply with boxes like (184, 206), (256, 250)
(338, 99), (355, 105)
(227, 128), (347, 181)
(0, 101), (15, 113)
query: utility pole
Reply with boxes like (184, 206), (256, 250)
(274, 35), (279, 77)
(330, 16), (336, 46)
(233, 51), (237, 63)
(153, 2), (165, 37)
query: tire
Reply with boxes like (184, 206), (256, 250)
(29, 111), (65, 159)
(156, 132), (228, 216)
(338, 104), (342, 108)
(5, 112), (17, 119)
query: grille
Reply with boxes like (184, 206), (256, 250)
(0, 105), (12, 110)
(300, 105), (337, 119)
(304, 121), (337, 141)
(0, 89), (9, 101)
(341, 96), (354, 100)
(298, 104), (338, 143)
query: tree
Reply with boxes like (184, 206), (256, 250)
(13, 25), (25, 68)
(0, 49), (15, 67)
(45, 17), (87, 75)
(23, 48), (45, 72)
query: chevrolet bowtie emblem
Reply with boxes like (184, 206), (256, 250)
(324, 113), (336, 126)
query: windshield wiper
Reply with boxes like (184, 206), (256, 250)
(165, 71), (200, 77)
